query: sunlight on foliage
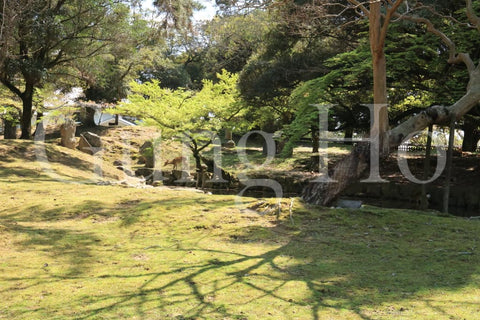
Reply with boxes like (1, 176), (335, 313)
(115, 69), (246, 137)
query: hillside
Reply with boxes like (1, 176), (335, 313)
(1, 138), (480, 319)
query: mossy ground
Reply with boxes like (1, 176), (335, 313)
(1, 137), (480, 319)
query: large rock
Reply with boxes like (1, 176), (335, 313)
(116, 165), (134, 177)
(78, 131), (102, 154)
(83, 132), (102, 148)
(135, 167), (154, 179)
(60, 120), (77, 149)
(78, 135), (93, 155)
(336, 199), (363, 209)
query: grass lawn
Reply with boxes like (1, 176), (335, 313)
(1, 139), (480, 319)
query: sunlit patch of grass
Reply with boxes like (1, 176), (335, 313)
(2, 139), (480, 319)
(204, 142), (352, 175)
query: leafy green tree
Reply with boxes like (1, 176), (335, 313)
(138, 59), (194, 90)
(201, 10), (271, 76)
(284, 19), (452, 155)
(77, 10), (167, 126)
(151, 9), (272, 93)
(154, 0), (203, 31)
(0, 0), (200, 139)
(114, 70), (246, 171)
(0, 0), (131, 139)
(283, 47), (373, 155)
(237, 0), (360, 131)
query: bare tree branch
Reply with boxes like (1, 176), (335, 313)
(0, 77), (22, 97)
(379, 0), (405, 48)
(398, 13), (476, 74)
(466, 0), (480, 32)
(346, 0), (370, 16)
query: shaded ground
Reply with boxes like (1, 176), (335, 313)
(378, 151), (479, 187)
(344, 152), (480, 215)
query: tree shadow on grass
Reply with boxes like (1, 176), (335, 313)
(70, 229), (480, 320)
(0, 219), (100, 279)
(2, 199), (480, 319)
(0, 162), (68, 183)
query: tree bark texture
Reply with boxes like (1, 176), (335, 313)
(19, 84), (34, 139)
(369, 0), (391, 155)
(84, 107), (97, 127)
(461, 117), (480, 152)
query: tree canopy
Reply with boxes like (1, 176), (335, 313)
(114, 70), (246, 169)
(2, 0), (480, 209)
(0, 0), (204, 138)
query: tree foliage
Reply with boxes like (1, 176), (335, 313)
(114, 70), (246, 169)
(236, 0), (361, 131)
(80, 10), (168, 104)
(0, 0), (202, 139)
(201, 11), (271, 76)
(153, 0), (203, 31)
(302, 0), (480, 205)
(0, 0), (133, 138)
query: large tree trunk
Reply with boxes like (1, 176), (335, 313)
(305, 0), (480, 206)
(20, 83), (34, 139)
(389, 77), (480, 146)
(303, 0), (403, 205)
(302, 143), (370, 205)
(84, 107), (97, 127)
(369, 1), (390, 155)
(461, 116), (480, 151)
(344, 127), (353, 144)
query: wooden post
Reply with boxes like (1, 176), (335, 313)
(442, 117), (456, 213)
(420, 124), (433, 209)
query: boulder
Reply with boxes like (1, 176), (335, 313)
(78, 132), (102, 155)
(78, 135), (93, 154)
(113, 159), (127, 166)
(82, 132), (102, 148)
(116, 166), (134, 177)
(60, 120), (77, 149)
(135, 167), (154, 178)
(336, 199), (362, 209)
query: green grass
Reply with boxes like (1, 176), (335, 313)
(1, 139), (480, 319)
(203, 143), (352, 176)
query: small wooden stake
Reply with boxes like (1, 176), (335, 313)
(420, 125), (433, 209)
(442, 117), (456, 213)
